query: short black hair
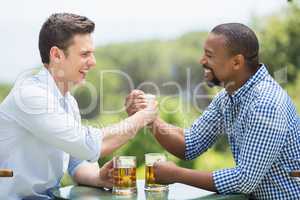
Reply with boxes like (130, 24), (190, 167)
(211, 23), (259, 68)
(39, 13), (95, 64)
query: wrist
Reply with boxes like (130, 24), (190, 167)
(146, 116), (160, 128)
(172, 166), (184, 183)
(150, 117), (164, 135)
(152, 117), (161, 125)
(135, 110), (155, 126)
(95, 169), (104, 187)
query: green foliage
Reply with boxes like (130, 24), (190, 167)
(259, 4), (300, 83)
(2, 2), (300, 187)
(0, 84), (12, 102)
(284, 70), (300, 112)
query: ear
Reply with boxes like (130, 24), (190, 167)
(49, 46), (63, 64)
(232, 54), (244, 70)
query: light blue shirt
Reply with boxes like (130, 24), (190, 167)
(0, 68), (102, 199)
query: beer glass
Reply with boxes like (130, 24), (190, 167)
(113, 156), (137, 195)
(144, 153), (168, 191)
(0, 169), (13, 177)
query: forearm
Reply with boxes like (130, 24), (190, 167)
(174, 167), (217, 192)
(100, 111), (150, 157)
(150, 118), (186, 159)
(72, 163), (101, 187)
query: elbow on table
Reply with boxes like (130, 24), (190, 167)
(237, 176), (259, 194)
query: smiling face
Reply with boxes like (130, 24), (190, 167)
(48, 33), (96, 93)
(59, 34), (96, 85)
(200, 33), (235, 88)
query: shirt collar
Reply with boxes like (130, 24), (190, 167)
(227, 64), (269, 104)
(35, 67), (71, 100)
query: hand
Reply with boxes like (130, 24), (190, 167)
(125, 90), (147, 116)
(153, 161), (179, 185)
(98, 160), (114, 189)
(138, 94), (158, 125)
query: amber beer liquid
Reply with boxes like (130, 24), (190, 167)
(144, 153), (168, 191)
(145, 165), (162, 187)
(113, 156), (137, 195)
(113, 167), (136, 189)
(0, 169), (13, 177)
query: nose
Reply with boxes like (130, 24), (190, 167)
(199, 55), (207, 65)
(88, 54), (96, 69)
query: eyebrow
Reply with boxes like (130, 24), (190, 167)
(204, 48), (214, 55)
(80, 49), (94, 54)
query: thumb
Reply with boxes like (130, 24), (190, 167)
(104, 160), (114, 169)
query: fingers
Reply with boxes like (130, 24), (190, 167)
(106, 160), (114, 168)
(128, 102), (148, 110)
(125, 91), (149, 116)
(126, 93), (145, 100)
(125, 94), (146, 106)
(131, 89), (145, 96)
(104, 178), (114, 189)
(126, 90), (145, 102)
(100, 160), (113, 178)
(152, 162), (160, 182)
(107, 168), (114, 179)
(126, 99), (147, 106)
(125, 90), (158, 119)
(153, 161), (160, 169)
(102, 160), (113, 170)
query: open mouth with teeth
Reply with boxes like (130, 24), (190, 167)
(204, 68), (212, 74)
(204, 68), (213, 78)
(203, 67), (221, 87)
(79, 70), (88, 78)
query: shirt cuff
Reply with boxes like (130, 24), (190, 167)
(213, 168), (239, 194)
(85, 126), (103, 162)
(68, 157), (89, 177)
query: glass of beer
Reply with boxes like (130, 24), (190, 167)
(144, 153), (168, 191)
(113, 156), (137, 195)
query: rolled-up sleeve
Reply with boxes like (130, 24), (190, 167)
(185, 96), (224, 160)
(86, 126), (103, 162)
(68, 157), (90, 177)
(213, 103), (288, 194)
(6, 85), (102, 161)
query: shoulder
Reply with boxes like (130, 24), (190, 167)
(7, 76), (58, 114)
(248, 76), (295, 115)
(211, 89), (227, 106)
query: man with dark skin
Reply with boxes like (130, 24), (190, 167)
(125, 23), (300, 199)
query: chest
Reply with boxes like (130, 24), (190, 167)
(221, 102), (250, 149)
(59, 97), (81, 122)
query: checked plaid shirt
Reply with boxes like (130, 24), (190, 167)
(185, 64), (300, 199)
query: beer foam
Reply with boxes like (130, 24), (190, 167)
(114, 156), (136, 168)
(145, 153), (166, 166)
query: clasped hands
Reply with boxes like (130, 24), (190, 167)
(124, 90), (179, 185)
(99, 90), (178, 189)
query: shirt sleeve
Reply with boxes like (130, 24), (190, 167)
(5, 85), (102, 162)
(185, 95), (224, 160)
(68, 156), (89, 177)
(213, 103), (288, 194)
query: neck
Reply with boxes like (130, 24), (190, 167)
(225, 65), (259, 95)
(45, 65), (71, 96)
(53, 78), (71, 96)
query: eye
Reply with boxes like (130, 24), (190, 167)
(81, 52), (89, 57)
(206, 54), (212, 58)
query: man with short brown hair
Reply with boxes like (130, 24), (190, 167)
(0, 13), (157, 199)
